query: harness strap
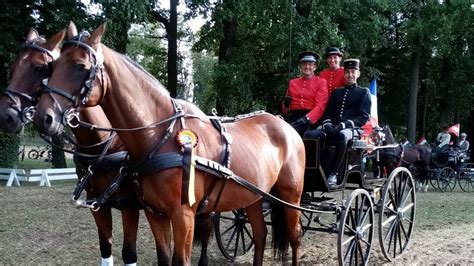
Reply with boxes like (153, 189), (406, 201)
(129, 152), (184, 177)
(72, 151), (129, 204)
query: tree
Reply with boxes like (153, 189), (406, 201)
(152, 0), (179, 97)
(0, 1), (36, 167)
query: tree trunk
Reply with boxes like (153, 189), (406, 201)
(407, 50), (419, 144)
(215, 20), (237, 114)
(420, 80), (427, 138)
(51, 135), (67, 168)
(168, 0), (178, 98)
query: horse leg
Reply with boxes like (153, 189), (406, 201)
(270, 190), (302, 266)
(170, 207), (195, 266)
(91, 208), (114, 266)
(121, 208), (140, 265)
(194, 213), (213, 266)
(272, 163), (303, 265)
(245, 200), (267, 266)
(144, 211), (172, 265)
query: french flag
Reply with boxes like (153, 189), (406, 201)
(362, 78), (378, 135)
(448, 124), (460, 137)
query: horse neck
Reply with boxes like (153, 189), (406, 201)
(384, 127), (396, 144)
(99, 46), (174, 160)
(71, 106), (122, 153)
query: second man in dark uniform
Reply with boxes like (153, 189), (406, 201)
(305, 59), (371, 187)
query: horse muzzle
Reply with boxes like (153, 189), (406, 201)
(0, 106), (24, 134)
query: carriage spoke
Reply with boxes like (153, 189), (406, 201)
(224, 225), (238, 250)
(398, 222), (404, 251)
(384, 217), (397, 243)
(400, 187), (413, 208)
(342, 232), (356, 246)
(400, 203), (414, 213)
(398, 174), (407, 205)
(399, 219), (409, 241)
(344, 239), (357, 263)
(233, 228), (241, 258)
(221, 224), (237, 237)
(358, 196), (369, 225)
(392, 223), (398, 256)
(382, 214), (397, 227)
(357, 240), (365, 264)
(388, 190), (399, 209)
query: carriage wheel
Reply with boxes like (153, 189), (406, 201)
(437, 167), (456, 192)
(28, 149), (39, 159)
(214, 209), (254, 261)
(378, 167), (416, 262)
(458, 163), (474, 192)
(337, 189), (374, 266)
(429, 171), (439, 190)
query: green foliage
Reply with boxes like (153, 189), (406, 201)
(127, 23), (168, 82)
(0, 133), (20, 168)
(192, 51), (217, 113)
(190, 0), (473, 141)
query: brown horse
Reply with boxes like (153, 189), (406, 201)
(0, 28), (144, 265)
(33, 22), (305, 265)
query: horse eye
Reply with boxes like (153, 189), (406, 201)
(76, 64), (86, 71)
(34, 65), (47, 73)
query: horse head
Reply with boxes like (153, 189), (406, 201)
(0, 28), (63, 134)
(33, 21), (108, 136)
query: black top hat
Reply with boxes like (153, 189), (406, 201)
(298, 51), (320, 63)
(325, 47), (343, 57)
(344, 59), (360, 70)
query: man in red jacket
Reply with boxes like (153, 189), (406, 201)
(320, 47), (344, 95)
(282, 51), (329, 136)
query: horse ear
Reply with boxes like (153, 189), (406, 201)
(88, 23), (106, 49)
(44, 30), (65, 51)
(26, 28), (39, 42)
(67, 21), (78, 39)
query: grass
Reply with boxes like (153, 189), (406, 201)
(0, 182), (472, 264)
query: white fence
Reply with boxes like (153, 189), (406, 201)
(0, 168), (77, 187)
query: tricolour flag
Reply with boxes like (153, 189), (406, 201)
(448, 124), (460, 137)
(362, 78), (378, 135)
(416, 136), (427, 145)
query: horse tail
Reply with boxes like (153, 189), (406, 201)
(193, 213), (214, 246)
(270, 189), (289, 261)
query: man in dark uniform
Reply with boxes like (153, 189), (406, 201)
(320, 47), (345, 95)
(282, 51), (328, 136)
(304, 59), (371, 187)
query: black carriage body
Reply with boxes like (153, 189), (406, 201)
(302, 138), (383, 193)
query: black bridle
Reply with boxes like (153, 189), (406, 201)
(3, 38), (59, 123)
(42, 31), (105, 110)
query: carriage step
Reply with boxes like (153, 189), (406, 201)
(364, 177), (387, 184)
(301, 193), (335, 204)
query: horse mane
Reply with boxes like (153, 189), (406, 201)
(106, 47), (170, 97)
(122, 55), (162, 84)
(383, 125), (397, 144)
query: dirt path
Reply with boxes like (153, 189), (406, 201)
(0, 184), (473, 264)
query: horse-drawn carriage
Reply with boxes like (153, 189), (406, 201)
(428, 146), (473, 192)
(213, 128), (416, 265)
(0, 23), (417, 265)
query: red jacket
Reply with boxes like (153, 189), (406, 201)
(320, 67), (345, 95)
(283, 75), (328, 123)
